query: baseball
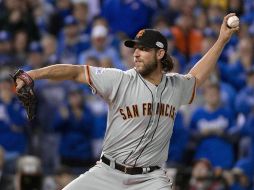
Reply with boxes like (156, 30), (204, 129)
(227, 15), (239, 28)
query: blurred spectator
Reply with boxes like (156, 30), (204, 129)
(0, 0), (40, 41)
(101, 0), (157, 38)
(215, 73), (237, 112)
(227, 0), (244, 16)
(51, 87), (95, 173)
(194, 8), (209, 31)
(0, 146), (14, 190)
(0, 30), (16, 68)
(118, 40), (134, 70)
(167, 111), (190, 167)
(85, 55), (100, 67)
(72, 0), (97, 51)
(170, 13), (203, 61)
(13, 30), (28, 67)
(22, 41), (45, 71)
(72, 0), (101, 23)
(207, 6), (224, 34)
(188, 159), (226, 190)
(189, 28), (216, 62)
(152, 16), (187, 72)
(15, 156), (43, 190)
(181, 0), (200, 16)
(154, 0), (182, 26)
(78, 24), (124, 69)
(0, 71), (28, 174)
(202, 0), (228, 11)
(92, 16), (122, 50)
(54, 167), (75, 190)
(86, 94), (108, 159)
(34, 80), (70, 174)
(228, 69), (254, 160)
(48, 0), (72, 36)
(243, 95), (254, 161)
(239, 15), (252, 39)
(235, 67), (254, 117)
(152, 14), (169, 32)
(100, 57), (114, 68)
(223, 158), (254, 190)
(221, 37), (254, 91)
(190, 82), (235, 169)
(72, 0), (91, 37)
(32, 0), (51, 36)
(41, 34), (59, 65)
(57, 15), (90, 65)
(243, 0), (254, 15)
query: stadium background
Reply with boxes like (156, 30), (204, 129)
(0, 0), (254, 189)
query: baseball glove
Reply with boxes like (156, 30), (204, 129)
(11, 69), (36, 121)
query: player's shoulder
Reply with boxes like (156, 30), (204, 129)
(87, 66), (136, 80)
(89, 66), (133, 74)
(166, 72), (192, 77)
(87, 66), (124, 76)
(166, 72), (194, 80)
(124, 68), (136, 76)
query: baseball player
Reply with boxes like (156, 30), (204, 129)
(15, 13), (238, 190)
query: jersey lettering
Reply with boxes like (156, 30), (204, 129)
(119, 108), (127, 120)
(132, 105), (139, 117)
(119, 103), (176, 120)
(142, 103), (147, 116)
(126, 106), (133, 118)
(159, 103), (165, 116)
(169, 106), (175, 119)
(165, 104), (169, 116)
(147, 103), (152, 116)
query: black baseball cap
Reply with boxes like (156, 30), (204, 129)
(124, 29), (168, 51)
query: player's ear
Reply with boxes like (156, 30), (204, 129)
(156, 49), (165, 60)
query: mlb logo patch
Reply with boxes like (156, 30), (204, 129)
(184, 74), (192, 80)
(95, 68), (105, 75)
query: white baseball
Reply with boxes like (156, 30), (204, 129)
(227, 16), (239, 28)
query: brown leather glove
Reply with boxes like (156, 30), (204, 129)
(11, 69), (36, 120)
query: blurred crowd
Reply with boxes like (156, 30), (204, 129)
(0, 0), (254, 189)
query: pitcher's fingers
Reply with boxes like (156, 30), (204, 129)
(232, 27), (240, 32)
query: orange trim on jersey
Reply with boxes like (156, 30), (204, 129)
(85, 65), (97, 94)
(85, 65), (91, 85)
(188, 76), (197, 104)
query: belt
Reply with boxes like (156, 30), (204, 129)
(101, 155), (160, 175)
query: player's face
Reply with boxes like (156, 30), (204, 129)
(133, 45), (158, 76)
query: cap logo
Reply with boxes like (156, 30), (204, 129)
(156, 41), (164, 48)
(136, 29), (145, 38)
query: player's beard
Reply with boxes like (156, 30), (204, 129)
(136, 55), (158, 77)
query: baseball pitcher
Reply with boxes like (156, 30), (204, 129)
(14, 13), (239, 190)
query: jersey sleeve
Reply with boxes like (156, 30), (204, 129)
(84, 65), (123, 102)
(175, 73), (197, 105)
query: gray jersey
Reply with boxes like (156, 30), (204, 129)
(84, 65), (196, 167)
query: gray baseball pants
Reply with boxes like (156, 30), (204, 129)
(63, 162), (172, 190)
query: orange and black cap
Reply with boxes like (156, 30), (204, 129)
(124, 29), (168, 51)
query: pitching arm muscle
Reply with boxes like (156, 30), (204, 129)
(27, 64), (87, 83)
(188, 39), (225, 87)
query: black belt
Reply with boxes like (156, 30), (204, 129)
(101, 155), (160, 175)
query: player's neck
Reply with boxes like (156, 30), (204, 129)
(143, 70), (163, 86)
